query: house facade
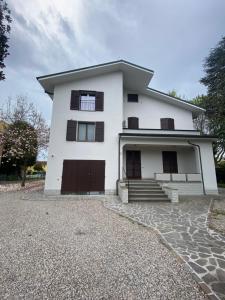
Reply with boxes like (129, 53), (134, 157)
(37, 60), (218, 200)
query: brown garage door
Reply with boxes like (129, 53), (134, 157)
(61, 160), (105, 194)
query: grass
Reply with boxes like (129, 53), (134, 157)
(211, 209), (225, 216)
(218, 183), (225, 188)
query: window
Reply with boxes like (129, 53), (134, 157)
(80, 92), (96, 111)
(70, 90), (104, 111)
(78, 122), (95, 141)
(160, 118), (175, 130)
(128, 94), (138, 102)
(128, 117), (139, 129)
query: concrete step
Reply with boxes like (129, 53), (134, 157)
(129, 187), (160, 189)
(129, 193), (168, 198)
(127, 183), (160, 187)
(129, 191), (165, 196)
(128, 186), (160, 190)
(127, 180), (157, 183)
(129, 197), (169, 201)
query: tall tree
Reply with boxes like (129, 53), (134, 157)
(191, 95), (208, 134)
(200, 36), (225, 163)
(0, 96), (49, 186)
(1, 121), (37, 186)
(0, 0), (12, 80)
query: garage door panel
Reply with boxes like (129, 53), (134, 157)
(90, 161), (105, 191)
(61, 160), (105, 194)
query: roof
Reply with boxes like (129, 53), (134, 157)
(37, 60), (204, 113)
(145, 88), (205, 113)
(37, 60), (154, 96)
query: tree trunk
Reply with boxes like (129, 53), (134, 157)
(21, 165), (26, 187)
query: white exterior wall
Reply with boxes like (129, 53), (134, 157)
(123, 90), (194, 130)
(177, 148), (197, 173)
(160, 182), (204, 195)
(45, 72), (123, 194)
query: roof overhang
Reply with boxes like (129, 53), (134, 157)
(143, 88), (205, 114)
(37, 60), (154, 98)
(119, 132), (217, 141)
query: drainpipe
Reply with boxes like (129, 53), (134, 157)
(116, 135), (121, 195)
(187, 140), (206, 195)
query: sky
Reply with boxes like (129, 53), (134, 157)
(1, 0), (225, 124)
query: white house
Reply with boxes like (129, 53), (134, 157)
(37, 60), (218, 202)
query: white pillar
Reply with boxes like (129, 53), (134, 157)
(119, 142), (124, 181)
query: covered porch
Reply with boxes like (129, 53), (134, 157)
(118, 133), (218, 203)
(122, 144), (201, 181)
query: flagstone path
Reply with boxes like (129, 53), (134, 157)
(104, 196), (225, 300)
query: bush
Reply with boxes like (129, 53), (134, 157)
(216, 166), (225, 183)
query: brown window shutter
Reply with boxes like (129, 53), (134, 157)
(66, 120), (77, 141)
(128, 117), (139, 129)
(70, 90), (80, 110)
(160, 118), (167, 129)
(95, 92), (104, 111)
(161, 118), (174, 130)
(95, 122), (104, 142)
(168, 118), (175, 130)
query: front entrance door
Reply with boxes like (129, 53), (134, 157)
(162, 151), (178, 173)
(126, 150), (141, 179)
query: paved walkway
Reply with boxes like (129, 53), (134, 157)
(104, 196), (225, 300)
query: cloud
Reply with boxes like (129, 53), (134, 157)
(0, 0), (225, 122)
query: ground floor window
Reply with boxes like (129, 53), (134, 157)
(78, 122), (95, 141)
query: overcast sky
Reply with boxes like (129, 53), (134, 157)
(1, 0), (225, 123)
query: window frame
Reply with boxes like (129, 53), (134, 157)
(79, 91), (96, 111)
(78, 122), (96, 142)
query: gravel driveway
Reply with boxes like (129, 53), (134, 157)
(0, 192), (206, 300)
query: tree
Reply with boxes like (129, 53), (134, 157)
(33, 162), (44, 172)
(191, 95), (208, 134)
(200, 36), (225, 163)
(0, 0), (12, 80)
(1, 121), (37, 186)
(0, 96), (49, 186)
(168, 89), (186, 100)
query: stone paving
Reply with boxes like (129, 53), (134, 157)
(104, 196), (225, 300)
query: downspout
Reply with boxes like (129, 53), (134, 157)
(187, 140), (206, 195)
(116, 135), (121, 195)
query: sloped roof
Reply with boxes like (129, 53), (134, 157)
(37, 60), (204, 113)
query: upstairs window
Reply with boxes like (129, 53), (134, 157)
(128, 94), (138, 102)
(78, 122), (95, 141)
(160, 118), (175, 130)
(70, 90), (104, 111)
(128, 117), (139, 129)
(80, 92), (96, 111)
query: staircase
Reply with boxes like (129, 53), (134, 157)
(126, 179), (170, 202)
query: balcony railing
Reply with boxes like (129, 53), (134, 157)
(155, 173), (201, 182)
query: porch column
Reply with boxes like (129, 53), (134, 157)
(119, 142), (124, 181)
(198, 141), (218, 194)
